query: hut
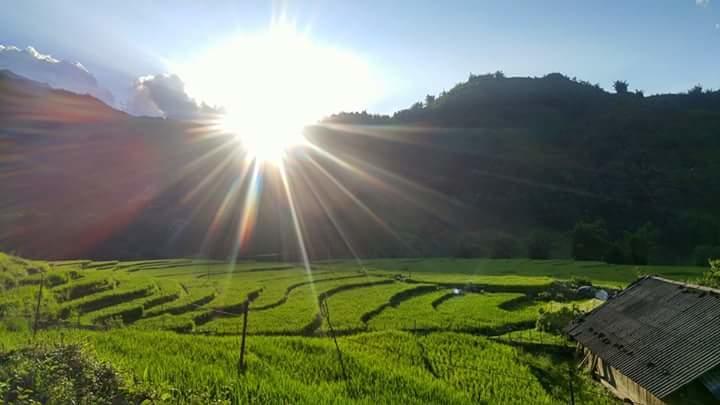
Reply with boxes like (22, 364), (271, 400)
(566, 276), (720, 404)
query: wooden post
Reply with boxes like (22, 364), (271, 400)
(32, 273), (44, 339)
(320, 299), (349, 387)
(568, 364), (575, 405)
(238, 301), (249, 373)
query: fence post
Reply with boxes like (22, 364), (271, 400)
(238, 301), (249, 373)
(568, 364), (575, 405)
(320, 299), (350, 390)
(32, 273), (45, 339)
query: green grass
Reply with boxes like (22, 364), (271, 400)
(0, 328), (617, 404)
(368, 290), (561, 331)
(322, 281), (425, 332)
(6, 254), (693, 403)
(361, 258), (704, 288)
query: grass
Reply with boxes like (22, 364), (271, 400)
(367, 290), (571, 332)
(322, 281), (425, 332)
(361, 258), (704, 288)
(0, 328), (617, 404)
(3, 254), (691, 403)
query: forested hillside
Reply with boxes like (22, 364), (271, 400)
(2, 70), (719, 263)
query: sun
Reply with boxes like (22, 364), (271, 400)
(176, 20), (379, 164)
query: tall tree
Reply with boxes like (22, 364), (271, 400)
(613, 80), (629, 94)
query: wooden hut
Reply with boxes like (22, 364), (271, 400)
(566, 276), (720, 404)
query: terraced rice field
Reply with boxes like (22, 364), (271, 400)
(0, 253), (705, 403)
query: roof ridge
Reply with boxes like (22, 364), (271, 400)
(648, 275), (720, 294)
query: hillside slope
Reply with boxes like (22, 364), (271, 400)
(1, 71), (719, 262)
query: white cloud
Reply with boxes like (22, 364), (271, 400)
(126, 73), (219, 119)
(697, 0), (710, 7)
(0, 44), (114, 106)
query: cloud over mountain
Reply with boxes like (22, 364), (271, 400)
(126, 73), (219, 120)
(0, 45), (114, 106)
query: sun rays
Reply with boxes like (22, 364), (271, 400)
(120, 19), (471, 298)
(175, 18), (378, 165)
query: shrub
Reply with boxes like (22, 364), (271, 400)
(700, 259), (720, 289)
(0, 344), (144, 404)
(536, 305), (582, 335)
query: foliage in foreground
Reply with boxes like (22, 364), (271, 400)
(0, 343), (145, 404)
(699, 259), (720, 289)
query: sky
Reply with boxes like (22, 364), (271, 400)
(2, 0), (720, 114)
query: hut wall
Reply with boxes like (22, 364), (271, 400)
(582, 347), (666, 405)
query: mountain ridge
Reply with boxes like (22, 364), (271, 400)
(0, 70), (718, 263)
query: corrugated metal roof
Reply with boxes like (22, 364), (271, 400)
(566, 276), (720, 399)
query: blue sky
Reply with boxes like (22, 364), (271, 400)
(2, 0), (719, 113)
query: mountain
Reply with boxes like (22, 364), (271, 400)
(0, 45), (115, 107)
(1, 71), (719, 263)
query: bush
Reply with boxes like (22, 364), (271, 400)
(0, 344), (144, 404)
(700, 259), (720, 289)
(491, 237), (518, 259)
(536, 305), (582, 334)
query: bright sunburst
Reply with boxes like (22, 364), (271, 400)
(178, 20), (379, 164)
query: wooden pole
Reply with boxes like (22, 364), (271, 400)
(568, 364), (575, 405)
(238, 301), (249, 373)
(321, 300), (349, 386)
(32, 273), (44, 339)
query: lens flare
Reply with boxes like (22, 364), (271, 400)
(177, 19), (379, 164)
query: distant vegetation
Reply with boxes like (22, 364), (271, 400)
(323, 72), (720, 264)
(2, 70), (720, 265)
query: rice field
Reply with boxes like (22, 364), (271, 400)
(0, 252), (705, 403)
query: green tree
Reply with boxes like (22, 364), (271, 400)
(613, 80), (629, 94)
(424, 94), (436, 107)
(688, 84), (703, 95)
(624, 223), (657, 265)
(572, 220), (609, 261)
(527, 231), (553, 260)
